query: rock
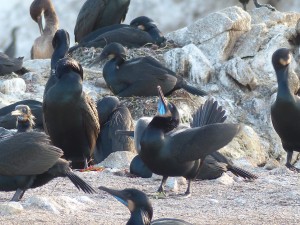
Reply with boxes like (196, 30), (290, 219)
(23, 59), (51, 76)
(0, 78), (26, 94)
(264, 158), (281, 170)
(22, 72), (43, 84)
(97, 151), (136, 169)
(215, 173), (234, 185)
(25, 196), (61, 214)
(95, 77), (107, 89)
(268, 166), (293, 175)
(165, 27), (189, 46)
(165, 177), (178, 192)
(0, 202), (23, 216)
(164, 44), (213, 84)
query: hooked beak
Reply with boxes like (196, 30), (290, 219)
(99, 186), (129, 207)
(11, 109), (23, 116)
(37, 16), (43, 34)
(157, 86), (169, 115)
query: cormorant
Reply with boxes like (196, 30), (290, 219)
(44, 29), (70, 98)
(98, 43), (207, 97)
(4, 27), (19, 58)
(0, 52), (23, 76)
(69, 17), (166, 53)
(271, 48), (300, 172)
(139, 86), (240, 195)
(0, 132), (95, 201)
(74, 0), (131, 43)
(93, 96), (135, 163)
(239, 0), (276, 11)
(99, 186), (193, 225)
(11, 104), (35, 132)
(30, 0), (59, 59)
(0, 100), (43, 130)
(43, 57), (100, 169)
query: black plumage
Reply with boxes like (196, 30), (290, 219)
(4, 27), (19, 58)
(43, 57), (100, 169)
(271, 48), (300, 172)
(0, 132), (95, 201)
(93, 96), (134, 163)
(139, 86), (240, 195)
(98, 43), (207, 97)
(0, 100), (43, 130)
(239, 0), (276, 11)
(74, 0), (131, 42)
(0, 52), (23, 76)
(99, 187), (192, 225)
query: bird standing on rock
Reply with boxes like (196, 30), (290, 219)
(74, 0), (131, 43)
(43, 57), (100, 169)
(271, 48), (300, 172)
(30, 0), (59, 59)
(98, 43), (207, 97)
(239, 0), (276, 11)
(139, 86), (240, 196)
(99, 186), (193, 225)
(0, 132), (95, 201)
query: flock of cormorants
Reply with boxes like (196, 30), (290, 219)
(0, 0), (298, 224)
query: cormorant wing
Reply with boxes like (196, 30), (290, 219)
(0, 132), (63, 176)
(0, 52), (17, 67)
(139, 56), (176, 76)
(80, 93), (100, 152)
(167, 123), (240, 162)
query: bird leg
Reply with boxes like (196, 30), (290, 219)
(157, 176), (168, 196)
(242, 3), (247, 11)
(285, 150), (300, 172)
(253, 0), (276, 11)
(184, 180), (192, 197)
(11, 188), (25, 202)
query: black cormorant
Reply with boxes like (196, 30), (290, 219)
(11, 105), (35, 132)
(239, 0), (276, 11)
(43, 57), (100, 169)
(0, 52), (23, 76)
(30, 0), (59, 59)
(4, 27), (19, 58)
(99, 186), (193, 225)
(139, 86), (240, 195)
(74, 0), (131, 42)
(93, 96), (134, 163)
(98, 43), (207, 97)
(0, 132), (95, 201)
(0, 100), (43, 130)
(271, 48), (300, 172)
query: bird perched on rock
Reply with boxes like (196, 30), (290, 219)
(98, 42), (207, 97)
(139, 86), (240, 196)
(99, 186), (193, 225)
(93, 96), (135, 163)
(271, 48), (300, 172)
(4, 27), (19, 58)
(239, 0), (276, 11)
(30, 0), (59, 59)
(11, 105), (36, 132)
(0, 132), (95, 201)
(74, 0), (131, 43)
(69, 16), (166, 53)
(0, 100), (43, 130)
(0, 52), (23, 76)
(43, 57), (100, 169)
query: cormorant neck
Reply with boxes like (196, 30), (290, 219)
(43, 8), (58, 35)
(51, 44), (69, 70)
(17, 120), (32, 132)
(128, 209), (151, 225)
(275, 67), (294, 100)
(112, 56), (125, 67)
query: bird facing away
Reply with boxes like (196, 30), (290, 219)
(30, 0), (59, 59)
(0, 52), (23, 76)
(4, 27), (19, 58)
(239, 0), (276, 11)
(74, 0), (131, 43)
(11, 104), (35, 132)
(43, 57), (100, 169)
(0, 132), (95, 201)
(69, 16), (165, 53)
(271, 48), (300, 172)
(99, 187), (193, 225)
(139, 86), (240, 196)
(43, 29), (70, 99)
(98, 43), (207, 97)
(93, 96), (135, 163)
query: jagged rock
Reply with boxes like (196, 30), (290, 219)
(23, 59), (51, 76)
(164, 44), (213, 84)
(97, 151), (136, 169)
(25, 196), (61, 214)
(22, 72), (43, 84)
(0, 202), (23, 216)
(0, 78), (26, 94)
(264, 158), (281, 170)
(215, 173), (234, 185)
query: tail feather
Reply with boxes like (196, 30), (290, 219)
(227, 165), (258, 180)
(66, 171), (96, 194)
(191, 99), (227, 128)
(182, 83), (207, 97)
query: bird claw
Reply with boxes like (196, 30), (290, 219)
(286, 164), (300, 173)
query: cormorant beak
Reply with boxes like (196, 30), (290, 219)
(99, 186), (133, 210)
(157, 86), (170, 116)
(37, 15), (44, 35)
(11, 109), (23, 116)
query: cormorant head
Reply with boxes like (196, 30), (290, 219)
(11, 105), (35, 128)
(96, 96), (120, 124)
(130, 16), (156, 31)
(272, 48), (292, 71)
(55, 57), (83, 80)
(98, 42), (127, 62)
(99, 187), (153, 223)
(52, 29), (70, 49)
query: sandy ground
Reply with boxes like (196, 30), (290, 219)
(0, 166), (300, 225)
